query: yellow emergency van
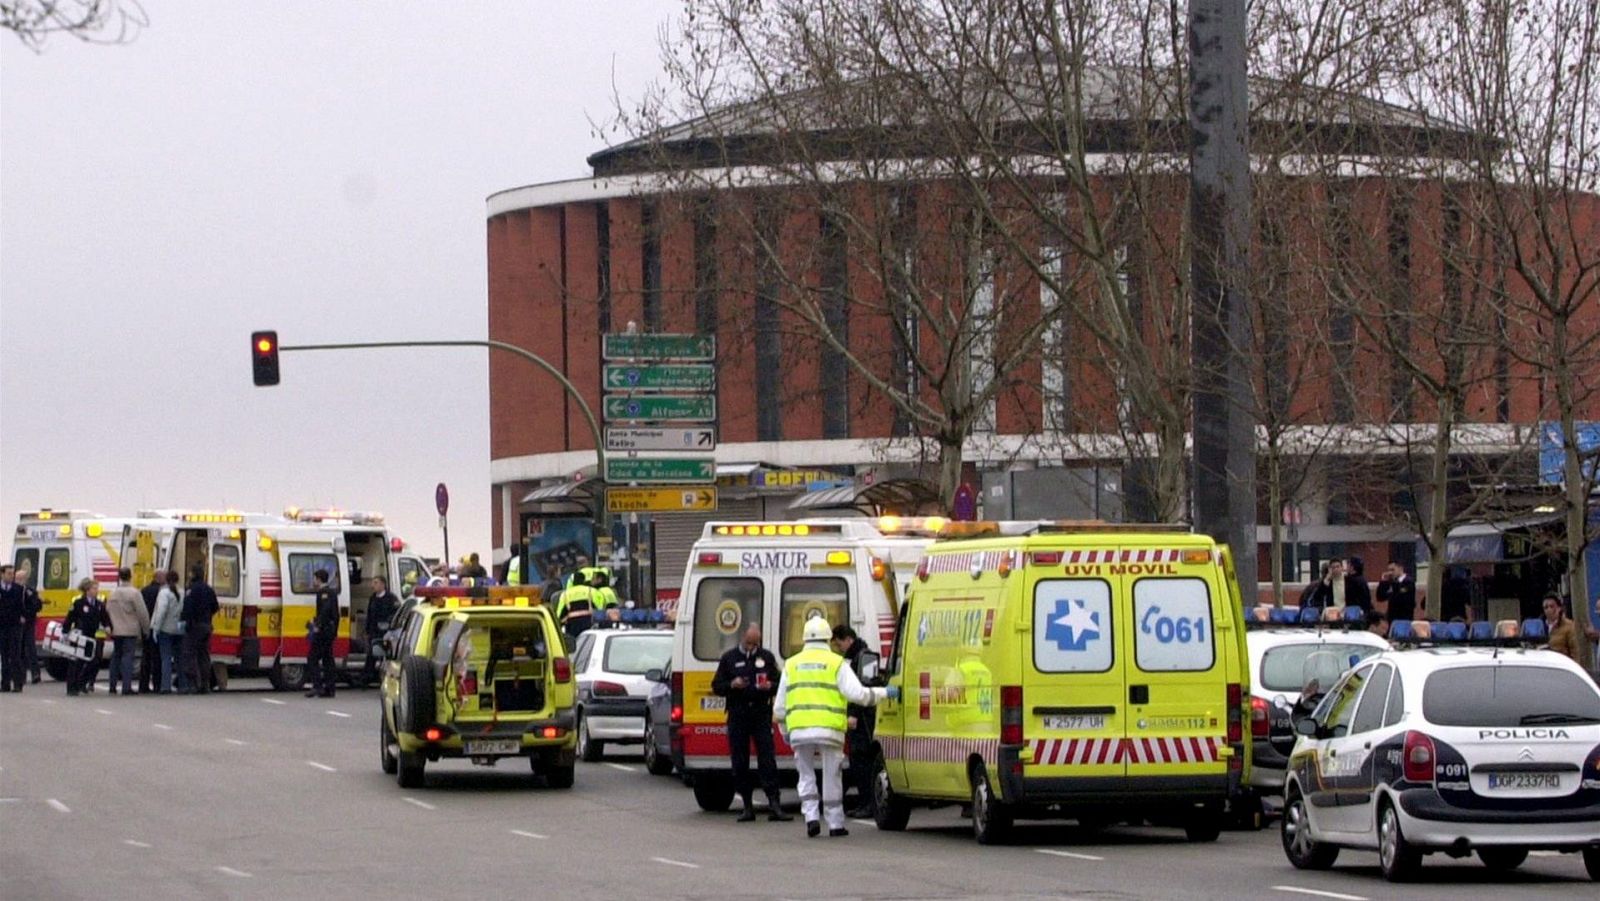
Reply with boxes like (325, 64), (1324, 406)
(871, 522), (1251, 844)
(670, 518), (938, 811)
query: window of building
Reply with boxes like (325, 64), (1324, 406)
(1040, 244), (1070, 433)
(820, 213), (850, 439)
(694, 197), (718, 336)
(597, 205), (612, 334)
(642, 201), (661, 331)
(755, 207), (783, 442)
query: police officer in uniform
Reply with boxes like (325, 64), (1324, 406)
(774, 617), (895, 837)
(556, 575), (595, 642)
(305, 569), (339, 698)
(831, 624), (876, 816)
(362, 576), (399, 688)
(713, 623), (793, 822)
(0, 565), (26, 692)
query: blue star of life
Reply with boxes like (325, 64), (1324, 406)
(1046, 599), (1100, 651)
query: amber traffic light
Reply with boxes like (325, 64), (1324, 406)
(251, 330), (280, 386)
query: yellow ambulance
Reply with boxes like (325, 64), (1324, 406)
(871, 522), (1251, 844)
(10, 509), (136, 679)
(669, 517), (939, 812)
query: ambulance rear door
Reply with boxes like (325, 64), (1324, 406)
(1120, 544), (1229, 782)
(676, 557), (766, 772)
(1025, 546), (1129, 783)
(209, 529), (245, 662)
(276, 540), (345, 663)
(121, 521), (174, 588)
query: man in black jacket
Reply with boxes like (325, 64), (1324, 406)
(19, 572), (43, 684)
(831, 624), (876, 817)
(712, 623), (793, 822)
(1343, 557), (1372, 613)
(362, 576), (399, 688)
(0, 565), (26, 692)
(180, 566), (219, 694)
(306, 569), (339, 698)
(138, 571), (163, 693)
(1377, 561), (1419, 622)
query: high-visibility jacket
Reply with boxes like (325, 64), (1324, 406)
(506, 555), (522, 586)
(782, 646), (848, 734)
(565, 568), (592, 591)
(593, 585), (619, 610)
(558, 584), (595, 623)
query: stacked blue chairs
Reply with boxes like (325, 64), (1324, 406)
(1521, 618), (1547, 641)
(1343, 606), (1366, 625)
(1298, 606), (1323, 625)
(1389, 619), (1415, 642)
(1272, 607), (1300, 625)
(1438, 621), (1468, 642)
(1468, 621), (1495, 643)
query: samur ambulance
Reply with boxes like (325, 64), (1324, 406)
(9, 509), (138, 679)
(669, 517), (939, 812)
(870, 522), (1252, 844)
(118, 507), (421, 689)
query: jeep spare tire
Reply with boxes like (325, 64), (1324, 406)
(398, 655), (437, 735)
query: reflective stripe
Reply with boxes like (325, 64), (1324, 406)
(784, 647), (846, 733)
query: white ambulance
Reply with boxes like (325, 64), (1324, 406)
(668, 517), (940, 811)
(118, 507), (419, 689)
(9, 509), (138, 679)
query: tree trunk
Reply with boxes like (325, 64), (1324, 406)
(1423, 411), (1456, 618)
(1554, 315), (1596, 671)
(1266, 442), (1285, 607)
(936, 434), (964, 515)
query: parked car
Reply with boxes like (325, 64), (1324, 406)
(643, 656), (676, 776)
(571, 628), (673, 762)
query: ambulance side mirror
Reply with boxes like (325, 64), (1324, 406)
(857, 651), (883, 686)
(645, 668), (665, 684)
(1294, 716), (1320, 738)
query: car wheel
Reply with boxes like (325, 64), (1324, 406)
(396, 751), (425, 789)
(692, 774), (735, 812)
(872, 752), (910, 831)
(380, 714), (398, 775)
(577, 713), (604, 763)
(644, 717), (673, 776)
(1583, 845), (1600, 881)
(45, 658), (69, 682)
(1377, 801), (1422, 882)
(269, 662), (305, 691)
(543, 761), (576, 789)
(1184, 807), (1223, 843)
(397, 656), (436, 735)
(1477, 847), (1528, 871)
(1281, 791), (1339, 870)
(970, 763), (1012, 845)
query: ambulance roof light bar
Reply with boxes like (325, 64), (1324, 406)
(284, 506), (385, 525)
(709, 523), (841, 537)
(1030, 521), (1193, 534)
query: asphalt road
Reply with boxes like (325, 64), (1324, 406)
(1, 678), (1594, 901)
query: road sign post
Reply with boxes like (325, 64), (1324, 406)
(436, 482), (450, 564)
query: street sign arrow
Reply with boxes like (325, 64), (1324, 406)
(606, 486), (719, 514)
(605, 427), (717, 453)
(602, 394), (717, 423)
(602, 363), (715, 392)
(602, 333), (716, 362)
(605, 458), (716, 484)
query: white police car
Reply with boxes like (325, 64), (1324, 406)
(1281, 646), (1600, 882)
(1246, 625), (1389, 798)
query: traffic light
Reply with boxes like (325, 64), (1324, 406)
(251, 330), (280, 386)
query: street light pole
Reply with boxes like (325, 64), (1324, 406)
(277, 338), (611, 544)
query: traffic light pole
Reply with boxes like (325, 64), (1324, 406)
(277, 338), (611, 541)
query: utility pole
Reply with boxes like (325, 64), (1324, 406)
(1188, 1), (1258, 590)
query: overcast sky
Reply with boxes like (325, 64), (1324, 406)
(1, 1), (668, 561)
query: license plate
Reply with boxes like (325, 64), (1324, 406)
(1488, 772), (1561, 790)
(465, 739), (521, 756)
(1044, 714), (1106, 731)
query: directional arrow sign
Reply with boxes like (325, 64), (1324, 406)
(605, 427), (717, 453)
(605, 458), (716, 484)
(602, 394), (716, 423)
(603, 364), (715, 392)
(606, 486), (719, 514)
(602, 333), (716, 362)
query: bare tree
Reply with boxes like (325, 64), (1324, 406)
(2, 0), (145, 49)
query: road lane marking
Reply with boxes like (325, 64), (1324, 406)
(1529, 850), (1560, 857)
(124, 840), (151, 848)
(261, 698), (287, 706)
(1035, 849), (1105, 861)
(224, 739), (247, 746)
(306, 761), (337, 772)
(153, 723), (173, 730)
(47, 799), (71, 813)
(650, 857), (700, 869)
(0, 798), (21, 803)
(95, 708), (113, 715)
(40, 699), (55, 705)
(216, 866), (253, 878)
(403, 797), (436, 810)
(1271, 887), (1368, 901)
(851, 818), (875, 826)
(510, 830), (548, 839)
(326, 710), (351, 718)
(604, 763), (636, 772)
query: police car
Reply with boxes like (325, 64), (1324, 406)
(571, 628), (672, 762)
(1281, 646), (1600, 882)
(1245, 612), (1390, 802)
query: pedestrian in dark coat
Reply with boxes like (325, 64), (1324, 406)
(180, 567), (219, 693)
(139, 571), (164, 693)
(306, 569), (339, 698)
(712, 623), (792, 822)
(1343, 557), (1372, 613)
(63, 579), (110, 695)
(19, 573), (43, 684)
(0, 565), (27, 692)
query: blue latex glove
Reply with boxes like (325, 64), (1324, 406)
(885, 685), (901, 702)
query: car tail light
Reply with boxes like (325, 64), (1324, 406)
(697, 552), (722, 565)
(1403, 731), (1436, 783)
(461, 670), (478, 695)
(1000, 685), (1024, 745)
(541, 726), (563, 738)
(593, 680), (627, 697)
(552, 657), (571, 683)
(670, 671), (684, 724)
(1226, 683), (1243, 744)
(1251, 695), (1270, 738)
(423, 726), (444, 742)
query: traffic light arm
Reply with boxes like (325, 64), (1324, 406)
(276, 338), (609, 526)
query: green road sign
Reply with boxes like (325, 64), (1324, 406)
(603, 363), (715, 392)
(602, 394), (717, 422)
(605, 457), (716, 484)
(602, 333), (716, 361)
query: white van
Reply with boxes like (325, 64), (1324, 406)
(668, 517), (938, 811)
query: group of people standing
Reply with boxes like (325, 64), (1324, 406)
(58, 567), (220, 696)
(0, 564), (44, 690)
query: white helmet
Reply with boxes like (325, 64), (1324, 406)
(803, 617), (832, 643)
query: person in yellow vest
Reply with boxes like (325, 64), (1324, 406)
(590, 568), (619, 613)
(556, 577), (596, 642)
(773, 617), (898, 838)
